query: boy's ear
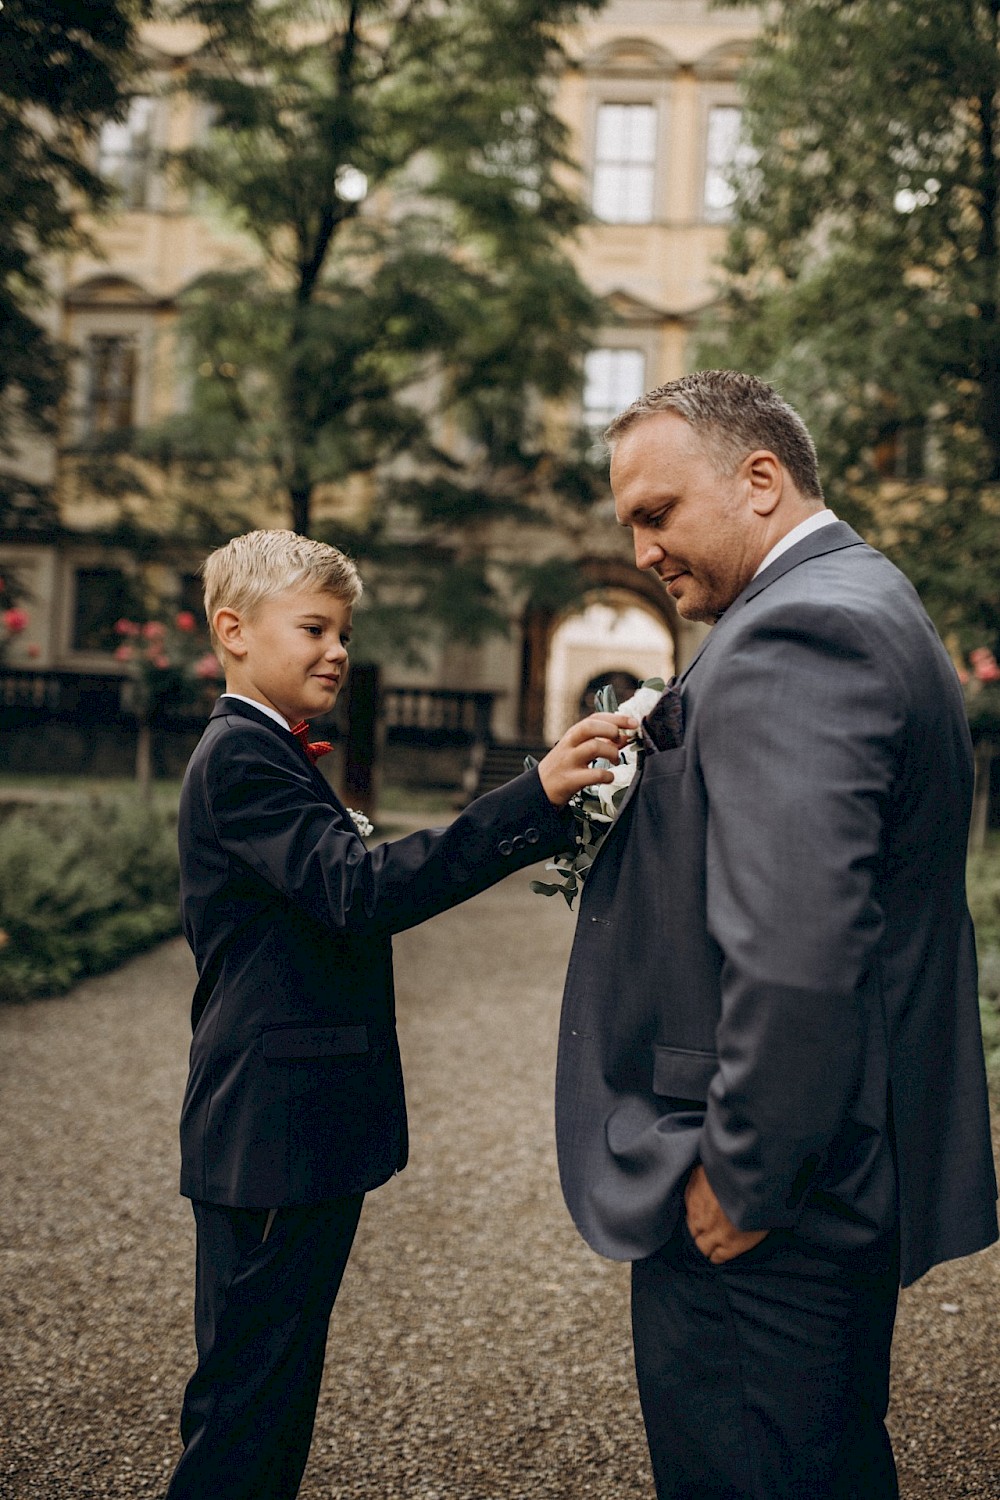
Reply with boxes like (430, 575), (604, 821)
(213, 607), (248, 659)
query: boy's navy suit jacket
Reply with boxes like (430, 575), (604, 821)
(555, 523), (998, 1288)
(177, 696), (572, 1206)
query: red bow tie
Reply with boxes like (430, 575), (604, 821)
(289, 721), (334, 764)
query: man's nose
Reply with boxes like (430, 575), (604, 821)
(634, 530), (664, 571)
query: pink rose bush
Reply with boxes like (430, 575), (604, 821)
(113, 611), (219, 722)
(961, 646), (1000, 737)
(0, 598), (30, 662)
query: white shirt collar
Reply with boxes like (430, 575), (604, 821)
(221, 692), (291, 731)
(753, 510), (839, 579)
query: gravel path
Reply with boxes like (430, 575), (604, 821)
(1, 867), (997, 1499)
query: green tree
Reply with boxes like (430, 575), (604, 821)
(0, 0), (148, 520)
(145, 0), (606, 646)
(700, 0), (1000, 646)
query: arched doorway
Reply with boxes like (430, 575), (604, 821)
(542, 591), (675, 742)
(518, 561), (680, 741)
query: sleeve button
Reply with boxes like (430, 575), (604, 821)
(524, 827), (540, 844)
(512, 834), (526, 851)
(498, 839), (514, 856)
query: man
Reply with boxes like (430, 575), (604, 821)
(554, 371), (997, 1499)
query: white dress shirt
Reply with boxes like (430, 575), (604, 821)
(753, 509), (839, 579)
(221, 692), (291, 731)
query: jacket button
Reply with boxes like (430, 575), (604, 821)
(512, 834), (526, 851)
(498, 839), (514, 856)
(524, 827), (539, 844)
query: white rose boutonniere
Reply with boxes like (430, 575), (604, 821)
(347, 808), (374, 839)
(528, 678), (665, 909)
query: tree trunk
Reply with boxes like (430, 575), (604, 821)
(342, 661), (381, 819)
(290, 478), (311, 537)
(135, 719), (153, 797)
(969, 739), (994, 853)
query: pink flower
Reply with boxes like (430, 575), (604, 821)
(175, 610), (197, 633)
(151, 654), (171, 669)
(142, 620), (167, 641)
(2, 607), (28, 634)
(970, 647), (1000, 682)
(194, 652), (222, 680)
(113, 644), (134, 663)
(115, 618), (139, 637)
(26, 643), (41, 659)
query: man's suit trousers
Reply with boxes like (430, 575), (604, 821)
(164, 1195), (364, 1500)
(631, 1218), (899, 1500)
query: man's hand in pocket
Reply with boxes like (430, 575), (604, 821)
(685, 1164), (769, 1265)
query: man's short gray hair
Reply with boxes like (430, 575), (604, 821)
(605, 369), (824, 501)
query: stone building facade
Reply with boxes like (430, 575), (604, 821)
(1, 1), (760, 764)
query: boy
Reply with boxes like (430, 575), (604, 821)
(164, 530), (634, 1499)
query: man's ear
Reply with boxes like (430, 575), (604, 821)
(213, 607), (248, 659)
(742, 449), (783, 517)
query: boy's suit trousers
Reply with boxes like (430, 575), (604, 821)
(164, 1195), (364, 1500)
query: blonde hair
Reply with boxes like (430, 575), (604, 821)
(203, 530), (363, 656)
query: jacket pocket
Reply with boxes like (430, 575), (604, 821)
(261, 1025), (369, 1059)
(652, 1043), (717, 1102)
(641, 746), (687, 781)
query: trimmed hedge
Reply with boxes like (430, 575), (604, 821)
(0, 798), (180, 1003)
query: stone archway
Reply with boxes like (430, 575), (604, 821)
(518, 559), (679, 741)
(543, 591), (675, 742)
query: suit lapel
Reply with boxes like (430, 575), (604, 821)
(677, 521), (868, 686)
(582, 523), (869, 885)
(210, 697), (341, 809)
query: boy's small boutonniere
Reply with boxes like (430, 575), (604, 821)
(347, 808), (374, 839)
(527, 678), (666, 909)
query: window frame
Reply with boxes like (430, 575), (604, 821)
(96, 95), (159, 212)
(584, 70), (675, 227)
(697, 85), (754, 225)
(582, 346), (648, 434)
(83, 334), (140, 437)
(591, 102), (659, 225)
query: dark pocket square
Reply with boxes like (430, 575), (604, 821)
(641, 679), (684, 753)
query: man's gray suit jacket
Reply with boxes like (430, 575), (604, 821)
(555, 522), (998, 1287)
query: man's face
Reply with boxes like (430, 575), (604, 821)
(230, 585), (352, 726)
(611, 411), (762, 623)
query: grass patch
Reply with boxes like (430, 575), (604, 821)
(966, 836), (1000, 1083)
(968, 838), (1000, 953)
(375, 783), (460, 816)
(0, 773), (183, 810)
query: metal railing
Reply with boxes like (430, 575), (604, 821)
(0, 667), (496, 746)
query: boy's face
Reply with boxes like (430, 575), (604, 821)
(220, 584), (352, 726)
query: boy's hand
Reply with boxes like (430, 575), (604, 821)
(537, 713), (639, 808)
